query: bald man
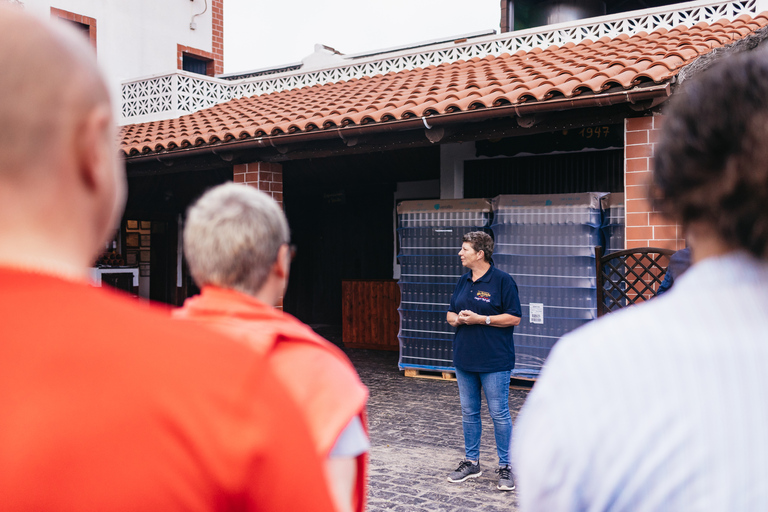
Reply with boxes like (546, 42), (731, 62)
(0, 7), (336, 511)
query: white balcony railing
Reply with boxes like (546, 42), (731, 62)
(120, 72), (232, 124)
(120, 0), (759, 125)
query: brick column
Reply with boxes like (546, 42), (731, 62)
(233, 161), (285, 309)
(211, 0), (224, 75)
(233, 162), (283, 207)
(624, 116), (685, 251)
(500, 0), (510, 33)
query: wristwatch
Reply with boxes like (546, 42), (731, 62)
(485, 315), (491, 325)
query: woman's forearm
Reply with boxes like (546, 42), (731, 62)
(458, 311), (521, 327)
(487, 313), (521, 327)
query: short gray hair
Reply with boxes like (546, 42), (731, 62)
(184, 182), (290, 295)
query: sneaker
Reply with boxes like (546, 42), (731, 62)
(496, 465), (515, 491)
(447, 460), (482, 483)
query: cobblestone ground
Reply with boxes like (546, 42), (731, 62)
(343, 348), (530, 512)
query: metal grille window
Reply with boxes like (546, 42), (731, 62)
(182, 54), (209, 75)
(464, 149), (624, 198)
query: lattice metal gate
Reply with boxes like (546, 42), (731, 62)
(596, 246), (675, 317)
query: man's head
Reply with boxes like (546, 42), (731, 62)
(184, 183), (291, 301)
(0, 5), (125, 273)
(653, 49), (768, 258)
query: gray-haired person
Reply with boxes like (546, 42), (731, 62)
(174, 183), (370, 512)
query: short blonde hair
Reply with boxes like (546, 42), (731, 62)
(184, 183), (290, 295)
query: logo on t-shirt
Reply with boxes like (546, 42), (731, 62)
(475, 291), (491, 303)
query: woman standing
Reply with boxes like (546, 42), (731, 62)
(446, 231), (521, 491)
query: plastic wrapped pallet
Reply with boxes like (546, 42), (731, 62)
(491, 193), (608, 378)
(599, 193), (628, 312)
(396, 198), (492, 372)
(601, 193), (625, 253)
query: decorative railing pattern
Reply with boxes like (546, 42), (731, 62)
(121, 73), (233, 121)
(120, 0), (757, 124)
(176, 74), (231, 113)
(121, 75), (174, 119)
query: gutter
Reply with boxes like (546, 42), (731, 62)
(124, 83), (670, 165)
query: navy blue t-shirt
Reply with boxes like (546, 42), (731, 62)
(448, 264), (522, 373)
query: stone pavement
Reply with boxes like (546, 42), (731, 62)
(344, 348), (530, 512)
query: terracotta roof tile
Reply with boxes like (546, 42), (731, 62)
(121, 14), (768, 157)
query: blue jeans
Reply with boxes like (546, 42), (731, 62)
(455, 367), (512, 466)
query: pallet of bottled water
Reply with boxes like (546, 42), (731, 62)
(602, 193), (625, 254)
(492, 194), (603, 226)
(492, 193), (608, 378)
(493, 254), (597, 288)
(396, 199), (491, 371)
(397, 198), (492, 228)
(599, 193), (627, 314)
(398, 255), (465, 284)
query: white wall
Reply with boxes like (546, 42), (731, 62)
(20, 0), (215, 94)
(439, 142), (475, 199)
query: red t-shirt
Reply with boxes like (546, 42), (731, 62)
(0, 267), (336, 511)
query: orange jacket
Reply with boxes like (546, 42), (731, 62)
(174, 286), (369, 511)
(0, 268), (337, 512)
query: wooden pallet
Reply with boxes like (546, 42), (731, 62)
(403, 368), (536, 389)
(404, 368), (456, 381)
(510, 377), (536, 390)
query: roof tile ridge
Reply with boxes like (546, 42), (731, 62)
(634, 64), (676, 83)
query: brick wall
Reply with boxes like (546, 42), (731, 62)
(211, 0), (224, 75)
(177, 0), (223, 75)
(500, 0), (510, 33)
(233, 162), (284, 207)
(233, 161), (285, 309)
(624, 116), (685, 251)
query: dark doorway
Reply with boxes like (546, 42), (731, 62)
(285, 183), (395, 324)
(282, 147), (439, 325)
(124, 167), (232, 305)
(148, 219), (177, 304)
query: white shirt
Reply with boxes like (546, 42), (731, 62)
(512, 251), (768, 512)
(329, 416), (369, 458)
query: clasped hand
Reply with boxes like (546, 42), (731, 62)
(457, 310), (479, 325)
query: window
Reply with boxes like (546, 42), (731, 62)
(50, 8), (96, 51)
(67, 20), (90, 38)
(182, 54), (210, 75)
(177, 45), (216, 76)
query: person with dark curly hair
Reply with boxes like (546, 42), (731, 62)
(446, 231), (522, 491)
(513, 50), (768, 510)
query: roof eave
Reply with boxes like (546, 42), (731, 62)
(123, 82), (671, 165)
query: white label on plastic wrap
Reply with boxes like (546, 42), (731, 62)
(529, 303), (544, 324)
